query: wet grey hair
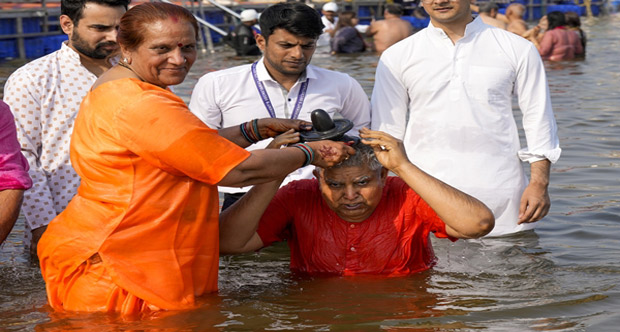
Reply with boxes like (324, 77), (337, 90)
(331, 140), (383, 171)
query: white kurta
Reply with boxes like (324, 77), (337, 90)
(317, 15), (339, 49)
(371, 17), (561, 236)
(189, 58), (371, 194)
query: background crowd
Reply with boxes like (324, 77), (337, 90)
(0, 0), (579, 317)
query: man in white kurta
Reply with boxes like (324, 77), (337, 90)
(371, 0), (560, 236)
(190, 2), (370, 209)
(2, 0), (128, 256)
(316, 2), (339, 51)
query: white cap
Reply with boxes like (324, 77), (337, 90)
(240, 9), (258, 22)
(322, 2), (338, 12)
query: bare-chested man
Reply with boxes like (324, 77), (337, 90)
(472, 2), (527, 35)
(504, 3), (528, 35)
(366, 4), (413, 54)
(477, 2), (506, 29)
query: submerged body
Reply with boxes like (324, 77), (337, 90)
(38, 79), (249, 313)
(257, 177), (455, 275)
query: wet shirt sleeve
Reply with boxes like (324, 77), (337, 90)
(256, 182), (298, 247)
(402, 180), (457, 242)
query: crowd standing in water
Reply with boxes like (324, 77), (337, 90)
(471, 2), (586, 60)
(527, 11), (585, 60)
(1, 0), (590, 316)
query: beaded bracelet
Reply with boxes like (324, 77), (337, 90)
(291, 143), (314, 167)
(251, 119), (263, 141)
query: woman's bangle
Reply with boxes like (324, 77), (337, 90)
(240, 122), (257, 143)
(291, 143), (314, 167)
(240, 119), (264, 144)
(252, 119), (263, 140)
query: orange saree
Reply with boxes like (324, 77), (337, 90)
(38, 78), (249, 315)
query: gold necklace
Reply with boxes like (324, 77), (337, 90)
(118, 61), (145, 82)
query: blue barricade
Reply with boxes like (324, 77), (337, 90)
(547, 4), (600, 16)
(0, 40), (17, 58)
(401, 16), (430, 30)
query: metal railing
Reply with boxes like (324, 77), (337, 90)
(0, 0), (609, 59)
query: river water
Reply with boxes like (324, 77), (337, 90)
(1, 14), (619, 331)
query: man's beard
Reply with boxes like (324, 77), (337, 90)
(71, 30), (117, 59)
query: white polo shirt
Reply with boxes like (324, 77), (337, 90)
(189, 57), (370, 194)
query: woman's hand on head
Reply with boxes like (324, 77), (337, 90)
(306, 140), (355, 168)
(359, 128), (409, 172)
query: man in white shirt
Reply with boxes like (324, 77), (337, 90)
(3, 0), (130, 258)
(190, 2), (370, 210)
(316, 2), (339, 51)
(371, 0), (561, 236)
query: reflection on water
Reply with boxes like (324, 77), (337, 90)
(1, 14), (620, 331)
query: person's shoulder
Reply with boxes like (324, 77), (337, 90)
(506, 20), (528, 34)
(381, 33), (417, 57)
(281, 178), (318, 191)
(382, 177), (415, 203)
(90, 80), (184, 117)
(397, 18), (414, 29)
(309, 64), (354, 80)
(483, 25), (531, 45)
(372, 18), (387, 28)
(485, 17), (508, 29)
(385, 176), (407, 189)
(7, 49), (62, 82)
(278, 178), (319, 198)
(308, 65), (365, 92)
(200, 63), (253, 81)
(89, 78), (142, 99)
(0, 100), (12, 118)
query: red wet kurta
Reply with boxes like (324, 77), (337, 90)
(257, 177), (457, 276)
(38, 79), (249, 314)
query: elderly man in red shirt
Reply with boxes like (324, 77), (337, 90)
(220, 128), (495, 275)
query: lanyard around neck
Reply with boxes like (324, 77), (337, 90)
(251, 61), (309, 119)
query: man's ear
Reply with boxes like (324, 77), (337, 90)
(256, 34), (266, 51)
(59, 15), (75, 36)
(380, 167), (388, 182)
(312, 168), (321, 180)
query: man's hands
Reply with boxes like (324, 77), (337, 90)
(518, 159), (551, 224)
(359, 128), (408, 172)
